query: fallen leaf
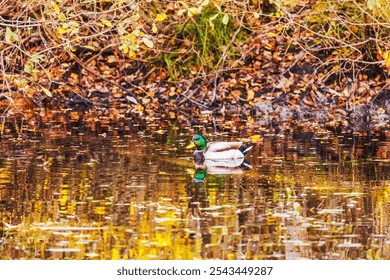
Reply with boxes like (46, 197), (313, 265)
(53, 3), (60, 13)
(40, 86), (52, 97)
(155, 13), (167, 21)
(142, 37), (154, 48)
(101, 19), (113, 27)
(222, 14), (229, 25)
(250, 135), (261, 143)
(247, 89), (255, 101)
(152, 23), (158, 34)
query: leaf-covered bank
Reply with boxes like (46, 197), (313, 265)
(0, 0), (389, 133)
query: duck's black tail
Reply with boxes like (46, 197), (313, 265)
(239, 145), (253, 155)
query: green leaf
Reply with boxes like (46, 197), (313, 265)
(41, 86), (52, 97)
(133, 13), (140, 21)
(24, 63), (33, 74)
(31, 54), (44, 63)
(5, 27), (18, 43)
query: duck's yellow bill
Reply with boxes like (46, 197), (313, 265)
(186, 142), (196, 149)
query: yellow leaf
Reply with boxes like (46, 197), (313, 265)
(83, 45), (96, 51)
(152, 23), (158, 34)
(209, 20), (215, 31)
(57, 27), (68, 38)
(57, 27), (68, 34)
(136, 104), (144, 111)
(247, 89), (255, 100)
(385, 51), (390, 68)
(250, 135), (261, 143)
(382, 50), (390, 60)
(156, 130), (165, 134)
(155, 13), (167, 21)
(267, 32), (278, 38)
(188, 7), (199, 17)
(294, 202), (301, 214)
(120, 45), (129, 54)
(53, 3), (60, 13)
(142, 37), (154, 48)
(14, 79), (27, 88)
(59, 13), (66, 22)
(367, 0), (375, 10)
(222, 14), (229, 25)
(5, 27), (12, 43)
(111, 248), (120, 260)
(101, 19), (112, 27)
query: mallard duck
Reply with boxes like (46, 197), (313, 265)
(186, 134), (252, 162)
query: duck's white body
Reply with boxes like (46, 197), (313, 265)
(203, 142), (245, 160)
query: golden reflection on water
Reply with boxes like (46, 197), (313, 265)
(0, 131), (389, 260)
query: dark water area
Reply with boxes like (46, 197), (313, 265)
(0, 125), (389, 260)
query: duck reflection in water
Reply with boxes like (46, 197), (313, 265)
(193, 158), (252, 182)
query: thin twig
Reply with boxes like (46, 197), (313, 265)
(69, 52), (144, 105)
(211, 11), (246, 104)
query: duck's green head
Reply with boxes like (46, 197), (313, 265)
(187, 134), (207, 151)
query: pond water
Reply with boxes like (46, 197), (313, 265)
(0, 127), (389, 260)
